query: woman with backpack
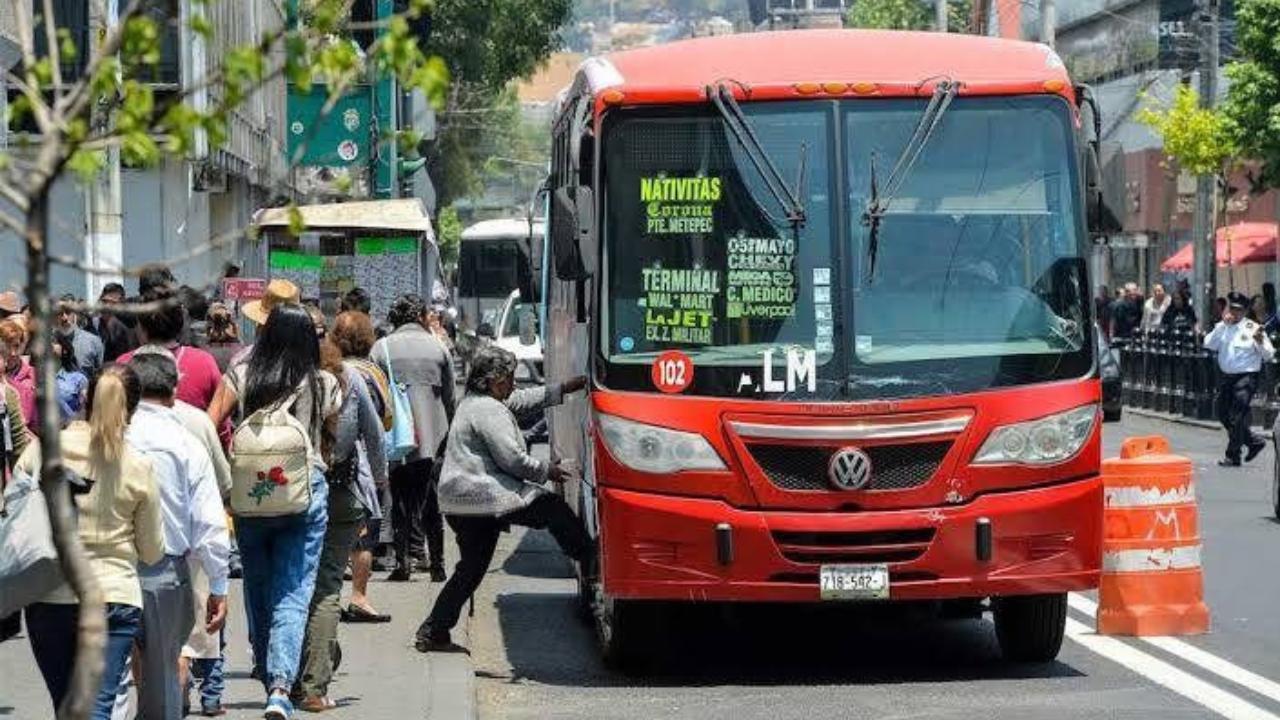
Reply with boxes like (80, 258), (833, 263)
(207, 304), (341, 720)
(329, 311), (392, 623)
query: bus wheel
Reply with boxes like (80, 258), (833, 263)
(993, 593), (1067, 663)
(594, 595), (654, 672)
(1272, 438), (1280, 520)
(575, 559), (594, 623)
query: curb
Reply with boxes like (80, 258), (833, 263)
(1125, 406), (1271, 436)
(424, 610), (476, 720)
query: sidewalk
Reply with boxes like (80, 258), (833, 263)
(0, 545), (476, 719)
(1125, 405), (1272, 435)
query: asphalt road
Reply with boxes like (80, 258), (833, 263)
(472, 414), (1280, 720)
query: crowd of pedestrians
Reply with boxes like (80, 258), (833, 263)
(0, 268), (591, 719)
(1097, 280), (1280, 340)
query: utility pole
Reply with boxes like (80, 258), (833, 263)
(1191, 0), (1219, 324)
(85, 0), (123, 299)
(1040, 0), (1055, 47)
(937, 0), (949, 32)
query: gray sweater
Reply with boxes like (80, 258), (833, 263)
(436, 384), (564, 516)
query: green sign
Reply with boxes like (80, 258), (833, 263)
(287, 84), (374, 167)
(355, 237), (417, 255)
(268, 251), (324, 270)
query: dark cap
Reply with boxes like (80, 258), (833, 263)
(1227, 292), (1250, 310)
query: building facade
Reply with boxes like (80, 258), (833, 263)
(0, 0), (290, 298)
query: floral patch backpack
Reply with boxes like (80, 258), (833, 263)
(229, 383), (316, 517)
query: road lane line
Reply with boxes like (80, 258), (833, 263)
(1069, 593), (1280, 706)
(1064, 617), (1280, 720)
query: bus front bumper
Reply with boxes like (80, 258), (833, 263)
(597, 476), (1102, 602)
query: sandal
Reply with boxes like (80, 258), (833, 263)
(341, 604), (392, 623)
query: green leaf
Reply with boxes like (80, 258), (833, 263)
(188, 13), (214, 40)
(57, 28), (78, 64)
(121, 16), (161, 71)
(67, 149), (107, 183)
(287, 205), (306, 237)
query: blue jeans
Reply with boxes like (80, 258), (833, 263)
(24, 601), (142, 720)
(236, 471), (328, 693)
(189, 629), (226, 709)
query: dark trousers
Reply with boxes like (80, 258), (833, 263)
(1215, 372), (1261, 460)
(25, 602), (142, 720)
(390, 458), (443, 569)
(418, 494), (591, 638)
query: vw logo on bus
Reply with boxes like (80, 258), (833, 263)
(828, 447), (873, 491)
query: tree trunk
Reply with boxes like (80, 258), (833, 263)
(26, 189), (106, 720)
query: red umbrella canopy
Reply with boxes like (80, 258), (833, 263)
(1161, 222), (1280, 271)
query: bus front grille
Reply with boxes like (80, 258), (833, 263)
(746, 441), (951, 492)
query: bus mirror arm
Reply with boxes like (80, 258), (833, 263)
(575, 186), (597, 278)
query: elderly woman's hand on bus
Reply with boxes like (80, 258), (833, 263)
(563, 376), (589, 395)
(547, 461), (573, 484)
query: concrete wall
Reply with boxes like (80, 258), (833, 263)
(0, 174), (89, 299)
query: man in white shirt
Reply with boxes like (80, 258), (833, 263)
(126, 353), (230, 718)
(1203, 292), (1276, 467)
(1142, 283), (1171, 332)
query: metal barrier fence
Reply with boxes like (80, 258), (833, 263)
(1112, 328), (1280, 429)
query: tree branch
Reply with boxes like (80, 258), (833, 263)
(11, 1), (55, 136)
(41, 0), (63, 94)
(55, 0), (147, 128)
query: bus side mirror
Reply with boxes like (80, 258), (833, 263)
(551, 186), (597, 281)
(553, 187), (585, 280)
(1087, 141), (1125, 236)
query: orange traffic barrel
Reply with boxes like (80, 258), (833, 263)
(1097, 435), (1209, 636)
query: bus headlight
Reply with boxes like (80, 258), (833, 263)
(596, 412), (726, 474)
(973, 404), (1097, 466)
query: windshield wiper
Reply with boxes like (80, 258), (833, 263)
(707, 82), (806, 227)
(862, 79), (959, 279)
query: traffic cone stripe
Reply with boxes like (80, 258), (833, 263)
(1104, 483), (1196, 507)
(1102, 545), (1202, 573)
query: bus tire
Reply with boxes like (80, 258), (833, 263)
(595, 597), (655, 672)
(993, 593), (1067, 663)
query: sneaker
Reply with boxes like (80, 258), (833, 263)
(264, 694), (294, 719)
(1218, 457), (1242, 467)
(428, 564), (447, 583)
(201, 703), (227, 717)
(296, 696), (336, 713)
(386, 567), (412, 582)
(1246, 440), (1267, 462)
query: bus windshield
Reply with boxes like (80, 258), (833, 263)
(598, 97), (1091, 400)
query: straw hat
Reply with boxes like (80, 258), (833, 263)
(241, 279), (301, 325)
(0, 292), (21, 315)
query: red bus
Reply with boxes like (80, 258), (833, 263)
(542, 29), (1117, 667)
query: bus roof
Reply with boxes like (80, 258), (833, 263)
(569, 30), (1072, 107)
(461, 218), (546, 242)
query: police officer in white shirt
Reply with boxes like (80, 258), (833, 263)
(1203, 292), (1276, 466)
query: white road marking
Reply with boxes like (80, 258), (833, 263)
(1064, 617), (1280, 720)
(1069, 593), (1280, 706)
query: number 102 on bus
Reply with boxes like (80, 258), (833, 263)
(651, 351), (694, 394)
